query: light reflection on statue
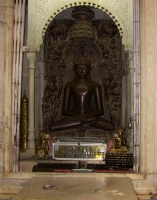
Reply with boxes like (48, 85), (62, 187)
(49, 56), (114, 132)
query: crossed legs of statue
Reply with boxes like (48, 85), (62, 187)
(49, 116), (114, 132)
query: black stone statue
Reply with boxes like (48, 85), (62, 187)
(50, 56), (114, 132)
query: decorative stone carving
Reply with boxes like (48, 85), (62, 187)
(27, 0), (133, 52)
(43, 7), (123, 138)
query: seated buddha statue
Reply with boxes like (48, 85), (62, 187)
(49, 56), (114, 132)
(110, 127), (129, 153)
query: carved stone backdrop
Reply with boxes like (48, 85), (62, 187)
(27, 0), (133, 52)
(42, 6), (123, 139)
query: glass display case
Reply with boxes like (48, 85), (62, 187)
(52, 137), (107, 161)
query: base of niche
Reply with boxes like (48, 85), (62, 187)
(19, 158), (134, 173)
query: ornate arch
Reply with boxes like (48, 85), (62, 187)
(41, 3), (124, 36)
(28, 0), (133, 52)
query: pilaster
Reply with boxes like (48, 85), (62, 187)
(2, 0), (14, 175)
(27, 53), (36, 154)
(140, 0), (157, 175)
(131, 0), (157, 194)
(0, 1), (6, 176)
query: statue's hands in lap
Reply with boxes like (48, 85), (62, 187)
(75, 116), (97, 123)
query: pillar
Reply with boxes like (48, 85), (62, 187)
(133, 0), (140, 173)
(38, 61), (45, 131)
(2, 0), (14, 174)
(27, 52), (36, 154)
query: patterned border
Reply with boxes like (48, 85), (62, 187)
(29, 0), (132, 51)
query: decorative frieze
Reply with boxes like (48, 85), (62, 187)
(27, 0), (133, 52)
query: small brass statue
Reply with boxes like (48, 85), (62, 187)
(35, 130), (49, 159)
(110, 127), (129, 153)
(49, 56), (114, 132)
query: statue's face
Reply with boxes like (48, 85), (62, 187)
(75, 64), (89, 78)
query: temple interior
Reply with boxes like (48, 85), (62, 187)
(1, 1), (157, 199)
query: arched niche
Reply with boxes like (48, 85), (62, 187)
(41, 7), (127, 139)
(27, 3), (136, 152)
(27, 1), (133, 52)
(24, 0), (139, 171)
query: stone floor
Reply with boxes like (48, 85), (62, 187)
(0, 192), (154, 200)
(12, 177), (138, 200)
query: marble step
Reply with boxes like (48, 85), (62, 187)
(12, 177), (138, 200)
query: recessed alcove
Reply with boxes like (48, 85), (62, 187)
(20, 6), (136, 173)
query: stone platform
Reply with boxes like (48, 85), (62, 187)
(12, 177), (138, 200)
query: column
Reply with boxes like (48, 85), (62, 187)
(2, 0), (14, 174)
(133, 0), (140, 173)
(38, 61), (45, 131)
(140, 0), (155, 173)
(27, 52), (36, 154)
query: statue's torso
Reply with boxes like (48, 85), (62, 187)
(67, 79), (99, 116)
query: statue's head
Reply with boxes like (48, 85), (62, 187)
(73, 56), (91, 67)
(117, 127), (125, 137)
(73, 56), (91, 79)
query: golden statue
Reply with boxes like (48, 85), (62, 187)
(110, 127), (129, 153)
(35, 130), (49, 159)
